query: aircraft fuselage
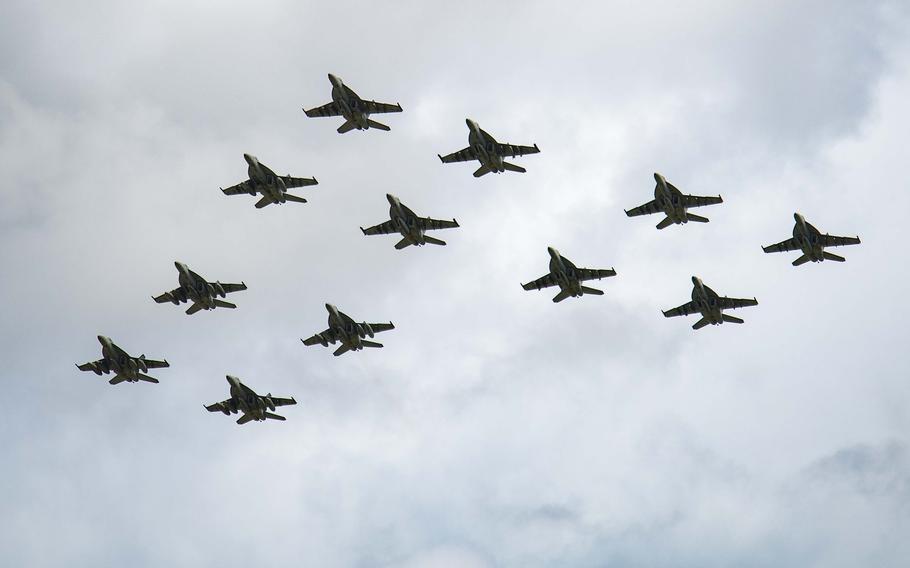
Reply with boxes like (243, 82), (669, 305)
(467, 119), (505, 173)
(329, 74), (371, 130)
(653, 173), (690, 225)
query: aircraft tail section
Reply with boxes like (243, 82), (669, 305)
(333, 344), (351, 357)
(361, 340), (383, 348)
(686, 213), (709, 223)
(264, 412), (286, 421)
(552, 289), (572, 303)
(792, 254), (811, 266)
(580, 286), (604, 296)
(186, 303), (204, 315)
(473, 165), (492, 177)
(138, 374), (159, 384)
(722, 314), (744, 324)
(236, 414), (255, 425)
(367, 119), (390, 131)
(337, 120), (357, 134)
(394, 237), (412, 250)
(692, 317), (711, 330)
(254, 196), (273, 209)
(656, 217), (674, 230)
(108, 374), (127, 385)
(823, 251), (846, 262)
(214, 300), (237, 309)
(502, 161), (526, 173)
(283, 193), (307, 204)
(423, 235), (446, 246)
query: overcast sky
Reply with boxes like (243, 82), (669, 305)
(2, 1), (909, 566)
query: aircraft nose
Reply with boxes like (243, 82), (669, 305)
(654, 172), (665, 183)
(794, 212), (804, 223)
(325, 303), (335, 312)
(691, 276), (702, 286)
(243, 153), (256, 165)
(174, 261), (186, 271)
(465, 118), (477, 129)
(97, 335), (109, 344)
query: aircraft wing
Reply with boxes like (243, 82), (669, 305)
(717, 297), (758, 310)
(221, 180), (254, 196)
(153, 288), (185, 304)
(280, 175), (318, 189)
(417, 217), (459, 231)
(496, 142), (540, 158)
(366, 322), (395, 334)
(216, 282), (248, 295)
(361, 220), (397, 236)
(625, 200), (662, 217)
(302, 328), (340, 346)
(762, 238), (801, 253)
(576, 267), (617, 281)
(522, 273), (559, 291)
(821, 234), (861, 248)
(304, 102), (343, 118)
(438, 147), (477, 163)
(77, 359), (104, 372)
(141, 358), (169, 369)
(362, 100), (403, 114)
(663, 301), (700, 318)
(269, 396), (297, 407)
(683, 194), (723, 208)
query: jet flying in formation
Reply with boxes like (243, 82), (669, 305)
(205, 375), (297, 425)
(663, 276), (758, 330)
(77, 335), (169, 385)
(220, 153), (317, 209)
(153, 262), (247, 315)
(522, 247), (616, 303)
(438, 119), (540, 177)
(361, 193), (460, 249)
(303, 74), (403, 134)
(625, 173), (723, 229)
(762, 213), (861, 266)
(302, 304), (395, 356)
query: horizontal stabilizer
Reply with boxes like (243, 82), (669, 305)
(214, 300), (237, 309)
(361, 340), (383, 349)
(137, 374), (159, 383)
(722, 314), (744, 324)
(394, 237), (412, 250)
(333, 344), (351, 357)
(580, 286), (604, 296)
(423, 235), (446, 246)
(656, 217), (674, 230)
(686, 213), (709, 223)
(236, 414), (255, 425)
(367, 119), (390, 131)
(108, 375), (127, 385)
(823, 251), (846, 262)
(254, 196), (272, 209)
(283, 193), (307, 204)
(337, 120), (357, 134)
(473, 165), (492, 177)
(502, 161), (526, 173)
(264, 412), (286, 421)
(792, 254), (811, 266)
(552, 289), (572, 303)
(692, 317), (711, 330)
(185, 303), (204, 315)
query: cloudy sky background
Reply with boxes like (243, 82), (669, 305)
(2, 1), (909, 566)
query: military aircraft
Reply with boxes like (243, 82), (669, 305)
(360, 194), (460, 249)
(204, 375), (297, 425)
(522, 247), (616, 302)
(153, 262), (247, 315)
(625, 173), (723, 229)
(76, 335), (169, 385)
(663, 276), (758, 330)
(438, 119), (540, 177)
(762, 213), (861, 266)
(220, 153), (317, 209)
(303, 73), (402, 133)
(302, 304), (395, 356)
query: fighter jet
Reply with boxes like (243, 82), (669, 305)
(625, 173), (723, 229)
(153, 262), (247, 315)
(360, 194), (460, 249)
(521, 247), (616, 303)
(220, 154), (317, 209)
(302, 304), (395, 356)
(663, 276), (758, 330)
(438, 119), (540, 177)
(763, 213), (861, 266)
(205, 375), (297, 425)
(303, 74), (402, 133)
(76, 335), (169, 385)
